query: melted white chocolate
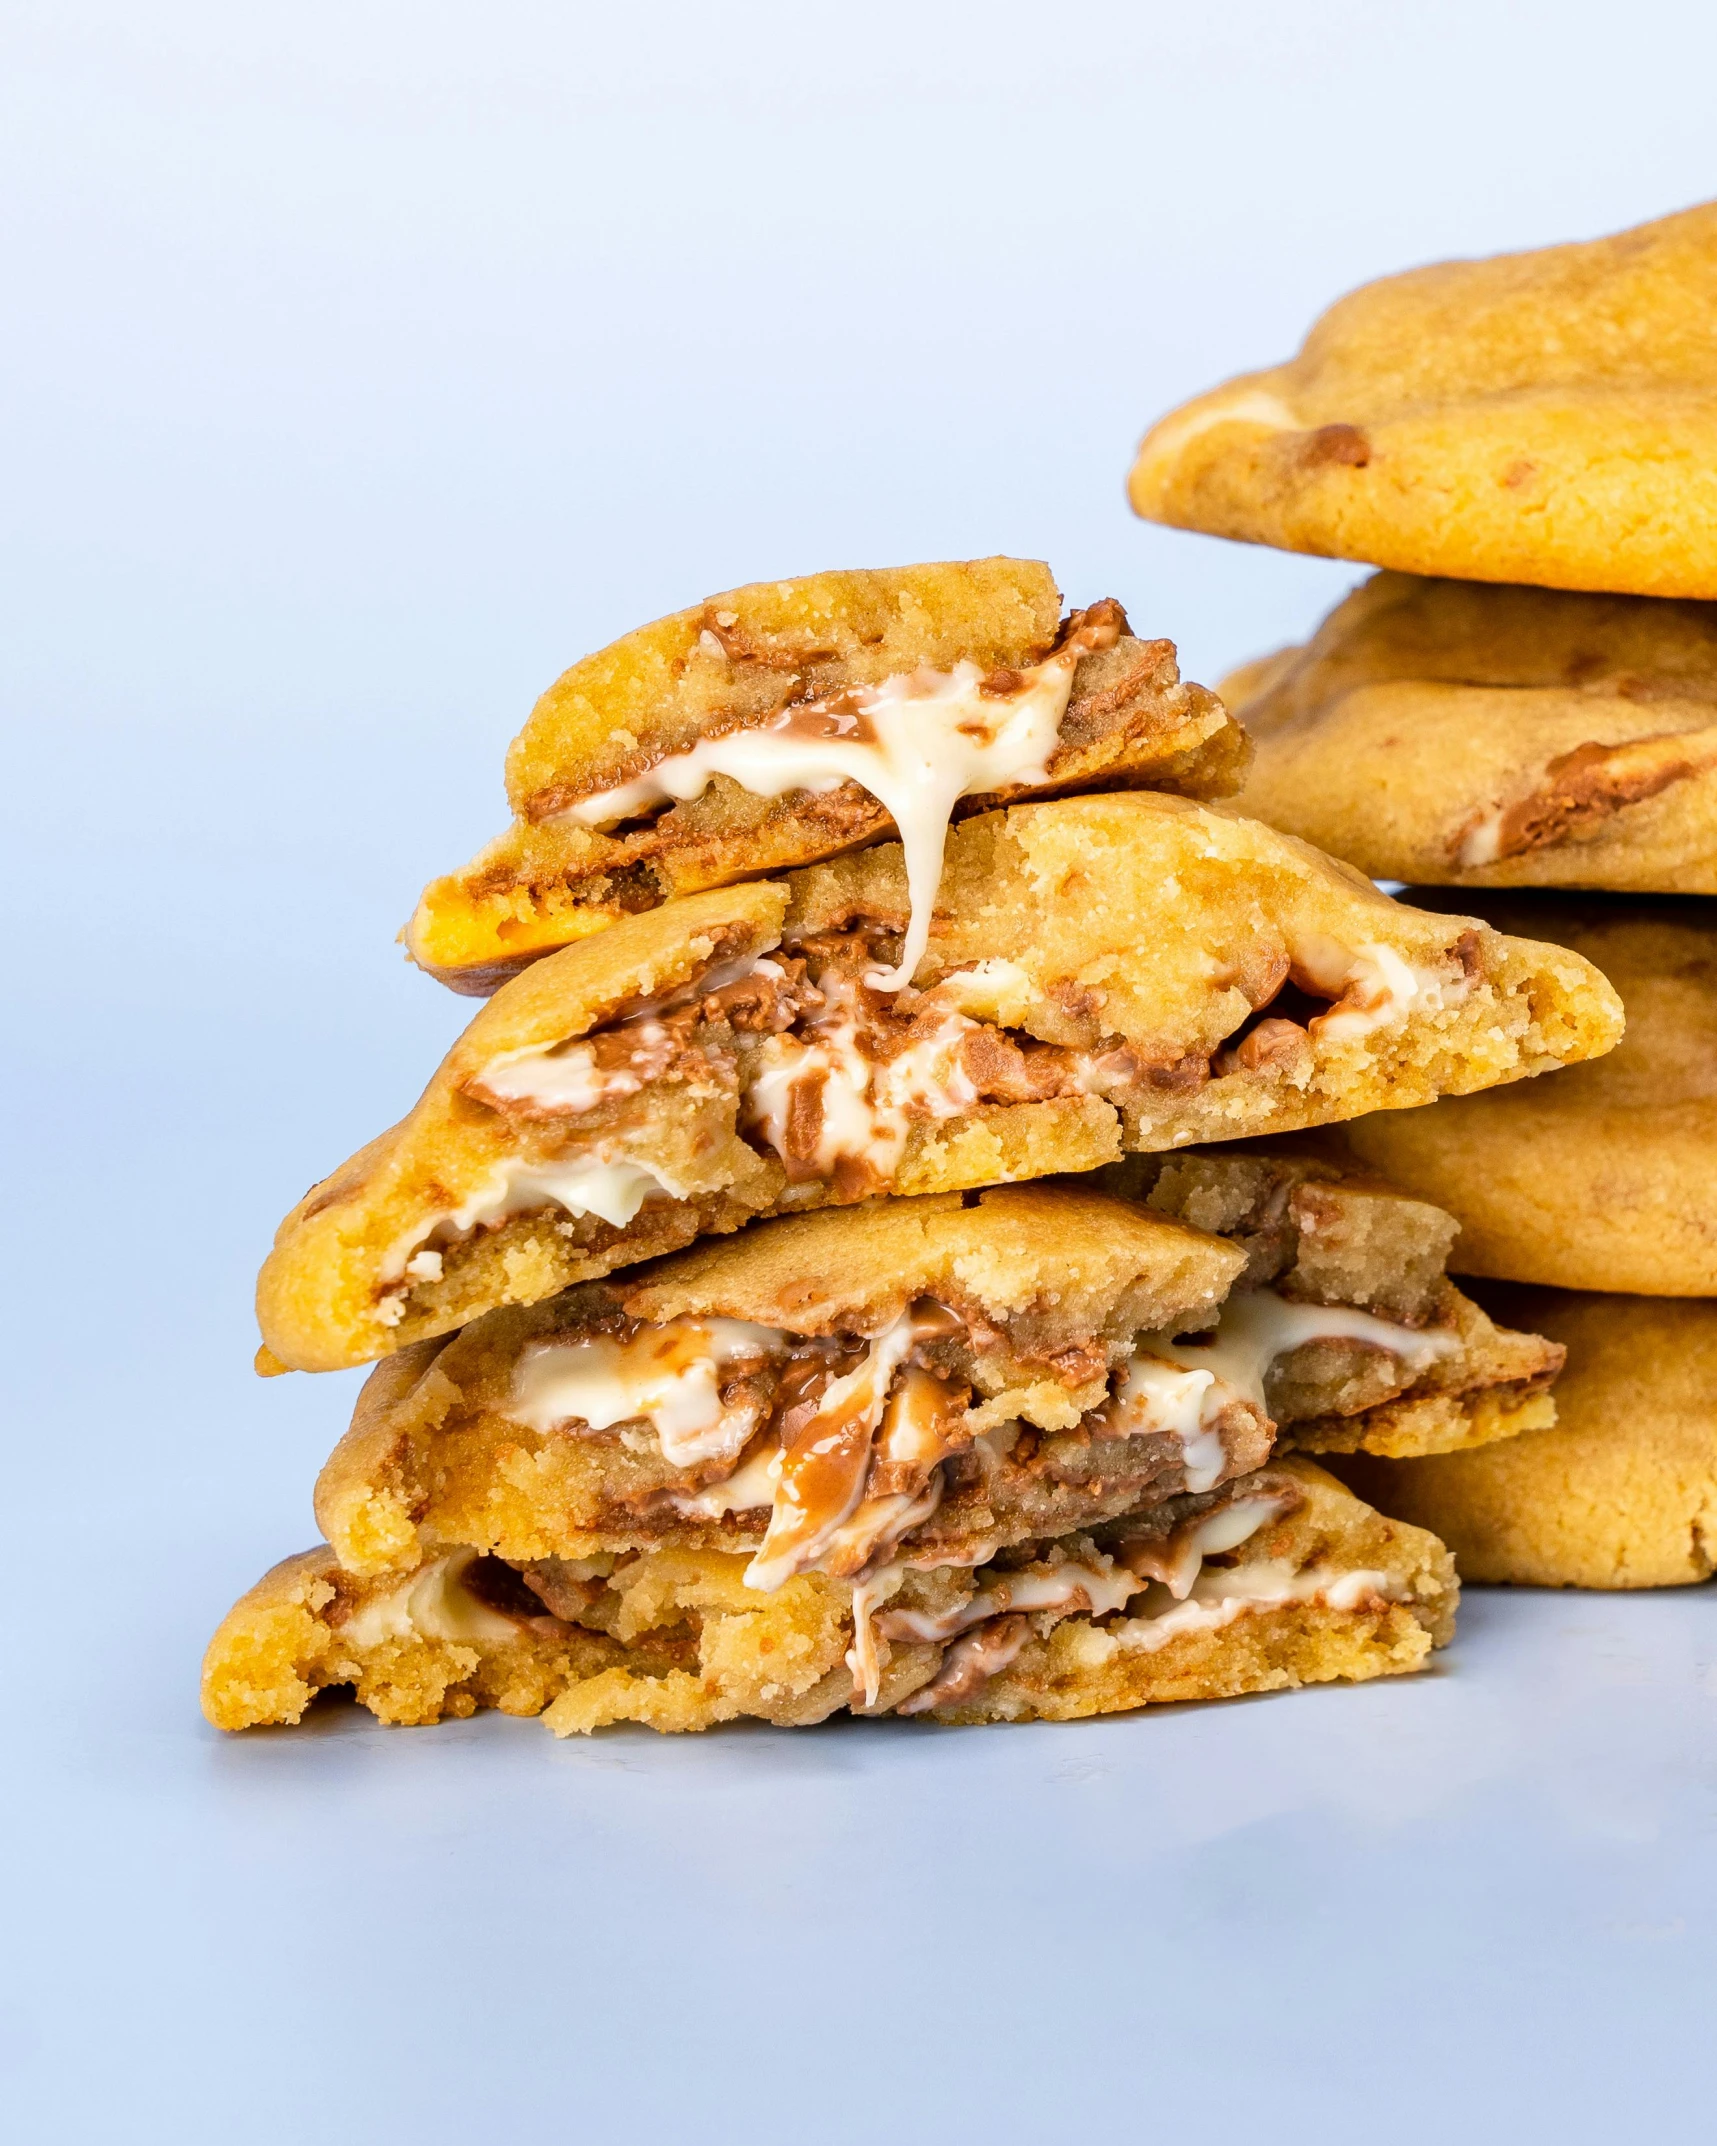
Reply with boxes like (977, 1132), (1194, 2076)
(1102, 1353), (1240, 1495)
(1292, 936), (1470, 1046)
(508, 1317), (787, 1468)
(378, 1152), (681, 1300)
(474, 1031), (659, 1115)
(1140, 1286), (1460, 1418)
(557, 648), (1099, 991)
(745, 976), (981, 1182)
(743, 1312), (926, 1593)
(1114, 1557), (1401, 1655)
(342, 1548), (521, 1650)
(668, 1441), (784, 1519)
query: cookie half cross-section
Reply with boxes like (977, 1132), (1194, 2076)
(408, 556), (1247, 994)
(257, 793), (1623, 1372)
(213, 1181), (1485, 1734)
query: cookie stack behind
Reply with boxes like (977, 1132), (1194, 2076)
(1130, 202), (1717, 1589)
(207, 558), (1624, 1738)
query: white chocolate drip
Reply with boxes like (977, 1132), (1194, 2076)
(474, 1029), (663, 1115)
(558, 650), (1094, 991)
(1102, 1352), (1243, 1495)
(743, 1311), (927, 1594)
(1114, 1556), (1400, 1656)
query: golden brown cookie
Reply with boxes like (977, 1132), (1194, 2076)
(1227, 572), (1717, 891)
(408, 558), (1245, 994)
(201, 1457), (1456, 1733)
(1340, 891), (1717, 1294)
(256, 793), (1622, 1371)
(1340, 1287), (1717, 1588)
(308, 1178), (1557, 1602)
(1129, 202), (1717, 596)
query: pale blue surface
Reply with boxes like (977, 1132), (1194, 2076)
(4, 6), (1715, 2138)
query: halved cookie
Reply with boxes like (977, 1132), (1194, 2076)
(257, 793), (1622, 1371)
(1339, 891), (1717, 1295)
(1226, 572), (1717, 891)
(307, 1180), (1556, 1610)
(1128, 201), (1717, 597)
(201, 1457), (1456, 1733)
(1340, 1287), (1717, 1589)
(407, 558), (1245, 994)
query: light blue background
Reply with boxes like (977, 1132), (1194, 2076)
(5, 5), (1716, 2138)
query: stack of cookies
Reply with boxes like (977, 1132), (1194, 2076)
(203, 560), (1623, 1738)
(1132, 200), (1717, 1590)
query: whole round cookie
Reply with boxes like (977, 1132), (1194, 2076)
(1129, 201), (1717, 598)
(1340, 891), (1717, 1294)
(1341, 1287), (1717, 1588)
(1226, 572), (1717, 892)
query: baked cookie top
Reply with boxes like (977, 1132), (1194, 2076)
(1128, 201), (1717, 597)
(255, 793), (1623, 1371)
(1227, 572), (1717, 892)
(1340, 889), (1717, 1295)
(407, 557), (1245, 994)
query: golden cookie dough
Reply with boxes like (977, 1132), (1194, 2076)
(408, 558), (1245, 994)
(309, 1177), (1558, 1589)
(201, 1457), (1457, 1733)
(1226, 572), (1717, 891)
(1129, 201), (1717, 597)
(256, 792), (1622, 1371)
(1340, 1288), (1717, 1588)
(1340, 891), (1717, 1294)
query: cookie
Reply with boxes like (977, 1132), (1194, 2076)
(1129, 202), (1717, 597)
(1339, 1287), (1717, 1588)
(307, 1177), (1557, 1605)
(1227, 572), (1717, 890)
(1340, 891), (1717, 1294)
(407, 558), (1246, 994)
(256, 792), (1622, 1371)
(200, 1457), (1456, 1732)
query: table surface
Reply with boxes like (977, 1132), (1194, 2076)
(7, 6), (1717, 2139)
(10, 1573), (1716, 2141)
